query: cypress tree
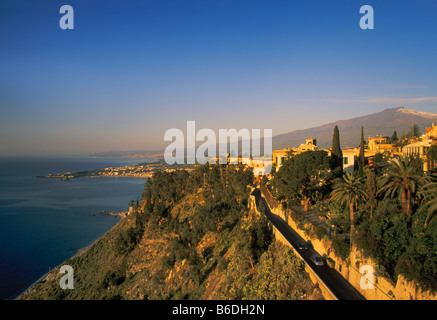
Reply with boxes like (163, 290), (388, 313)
(358, 126), (365, 174)
(365, 168), (377, 219)
(331, 125), (343, 177)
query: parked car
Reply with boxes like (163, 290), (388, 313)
(310, 254), (324, 266)
(296, 241), (308, 251)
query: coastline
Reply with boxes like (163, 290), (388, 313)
(38, 173), (153, 180)
(9, 160), (190, 300)
(15, 213), (124, 300)
(36, 158), (193, 181)
(0, 156), (148, 300)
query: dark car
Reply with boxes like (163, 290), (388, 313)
(296, 242), (308, 251)
(310, 254), (324, 266)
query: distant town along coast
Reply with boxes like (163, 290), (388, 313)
(37, 158), (194, 181)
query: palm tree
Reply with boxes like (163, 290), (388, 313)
(377, 156), (425, 218)
(331, 172), (367, 237)
(420, 175), (437, 228)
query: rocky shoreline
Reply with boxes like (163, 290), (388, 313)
(98, 210), (128, 218)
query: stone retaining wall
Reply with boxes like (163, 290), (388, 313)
(260, 189), (437, 300)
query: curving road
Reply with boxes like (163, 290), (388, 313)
(252, 188), (366, 300)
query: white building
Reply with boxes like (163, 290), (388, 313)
(342, 149), (359, 173)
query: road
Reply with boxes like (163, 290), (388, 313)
(252, 188), (366, 300)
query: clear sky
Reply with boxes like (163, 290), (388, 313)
(1, 0), (437, 156)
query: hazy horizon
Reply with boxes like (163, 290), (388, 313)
(1, 0), (437, 156)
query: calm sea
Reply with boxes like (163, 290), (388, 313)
(0, 156), (149, 299)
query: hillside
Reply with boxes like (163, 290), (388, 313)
(273, 107), (437, 149)
(18, 165), (321, 300)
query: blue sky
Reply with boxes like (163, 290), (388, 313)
(1, 0), (437, 155)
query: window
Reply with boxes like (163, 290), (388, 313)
(343, 157), (348, 165)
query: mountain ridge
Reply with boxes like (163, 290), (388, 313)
(86, 107), (437, 157)
(272, 107), (437, 150)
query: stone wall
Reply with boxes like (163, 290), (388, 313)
(250, 191), (337, 300)
(260, 189), (437, 300)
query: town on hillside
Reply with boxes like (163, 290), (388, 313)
(42, 122), (437, 181)
(211, 122), (437, 177)
(272, 122), (437, 173)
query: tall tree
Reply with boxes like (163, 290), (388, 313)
(286, 148), (295, 159)
(331, 125), (343, 177)
(377, 156), (425, 218)
(391, 130), (398, 142)
(358, 126), (365, 174)
(273, 150), (331, 211)
(407, 123), (421, 139)
(427, 145), (437, 172)
(331, 172), (367, 239)
(364, 168), (378, 219)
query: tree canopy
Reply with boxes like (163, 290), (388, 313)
(273, 150), (332, 211)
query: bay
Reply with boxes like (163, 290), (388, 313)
(0, 156), (149, 299)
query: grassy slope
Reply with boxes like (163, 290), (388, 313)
(19, 187), (322, 300)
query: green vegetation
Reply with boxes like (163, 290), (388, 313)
(420, 175), (437, 228)
(20, 163), (319, 300)
(377, 157), (425, 218)
(331, 125), (343, 178)
(408, 123), (421, 139)
(217, 241), (316, 300)
(427, 145), (437, 172)
(391, 131), (398, 143)
(331, 173), (367, 237)
(358, 126), (365, 174)
(269, 125), (437, 293)
(272, 150), (332, 212)
(270, 149), (348, 257)
(364, 168), (378, 219)
(345, 161), (437, 292)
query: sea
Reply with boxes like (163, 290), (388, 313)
(0, 156), (150, 299)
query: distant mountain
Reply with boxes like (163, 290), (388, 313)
(88, 107), (437, 157)
(87, 150), (163, 159)
(273, 107), (437, 150)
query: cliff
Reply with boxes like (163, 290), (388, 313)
(18, 165), (321, 300)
